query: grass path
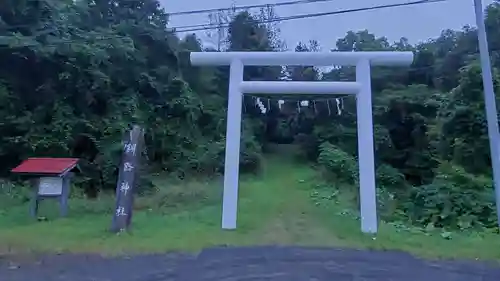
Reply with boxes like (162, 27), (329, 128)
(0, 157), (330, 254)
(1, 157), (500, 260)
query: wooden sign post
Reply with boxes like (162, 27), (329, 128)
(111, 126), (144, 233)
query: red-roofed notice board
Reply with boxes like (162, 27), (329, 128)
(11, 158), (79, 176)
(11, 157), (79, 218)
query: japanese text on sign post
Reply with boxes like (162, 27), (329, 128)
(111, 126), (143, 232)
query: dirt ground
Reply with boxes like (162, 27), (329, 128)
(1, 246), (500, 280)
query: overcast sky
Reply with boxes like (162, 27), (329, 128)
(160, 0), (495, 50)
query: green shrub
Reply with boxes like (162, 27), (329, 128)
(404, 162), (496, 229)
(375, 164), (407, 220)
(239, 121), (264, 173)
(317, 142), (358, 184)
(376, 164), (407, 190)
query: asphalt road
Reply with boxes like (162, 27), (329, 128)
(1, 246), (499, 281)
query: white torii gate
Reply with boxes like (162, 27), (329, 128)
(190, 51), (414, 234)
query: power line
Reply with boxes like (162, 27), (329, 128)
(1, 0), (461, 58)
(0, 0), (494, 82)
(173, 0), (448, 32)
(2, 0), (448, 34)
(1, 0), (335, 30)
(167, 0), (336, 16)
(168, 0), (339, 50)
(0, 0), (449, 48)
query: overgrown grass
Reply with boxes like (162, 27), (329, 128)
(1, 155), (500, 260)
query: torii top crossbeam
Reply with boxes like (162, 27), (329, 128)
(190, 51), (414, 66)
